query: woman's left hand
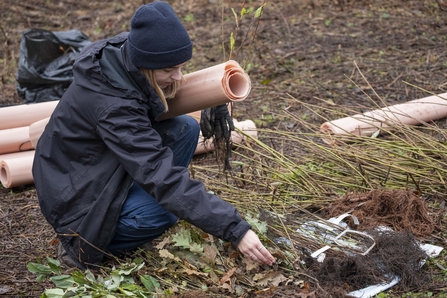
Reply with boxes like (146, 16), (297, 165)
(237, 229), (276, 266)
(200, 104), (234, 140)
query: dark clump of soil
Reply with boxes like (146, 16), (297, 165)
(306, 229), (430, 297)
(305, 189), (438, 297)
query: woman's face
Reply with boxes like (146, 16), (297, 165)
(154, 62), (187, 89)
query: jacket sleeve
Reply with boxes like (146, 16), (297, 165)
(96, 103), (251, 246)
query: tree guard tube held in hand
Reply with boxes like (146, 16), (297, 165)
(157, 60), (251, 121)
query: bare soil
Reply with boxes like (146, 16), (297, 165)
(1, 0), (447, 297)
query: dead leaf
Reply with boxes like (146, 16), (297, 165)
(48, 238), (59, 245)
(301, 281), (311, 292)
(209, 268), (220, 284)
(182, 268), (209, 277)
(168, 286), (179, 293)
(253, 271), (287, 287)
(159, 249), (181, 262)
(0, 285), (13, 294)
(183, 259), (198, 270)
(228, 250), (240, 259)
(220, 267), (237, 285)
(220, 282), (233, 293)
(254, 286), (277, 295)
(201, 232), (214, 243)
(201, 245), (217, 265)
(157, 267), (168, 273)
(243, 257), (260, 272)
(155, 236), (172, 250)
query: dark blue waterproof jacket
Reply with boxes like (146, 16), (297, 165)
(32, 32), (250, 268)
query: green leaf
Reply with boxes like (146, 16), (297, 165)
(107, 274), (123, 290)
(47, 257), (61, 275)
(183, 14), (194, 22)
(231, 8), (238, 25)
(27, 262), (53, 275)
(118, 288), (136, 296)
(371, 130), (380, 138)
(189, 242), (204, 253)
(26, 262), (53, 282)
(172, 228), (192, 249)
(31, 273), (47, 283)
(84, 270), (97, 283)
(43, 288), (65, 298)
(245, 213), (268, 234)
(261, 79), (271, 85)
(117, 263), (144, 275)
(121, 283), (144, 292)
(230, 32), (235, 53)
(132, 257), (144, 265)
(254, 4), (265, 18)
(61, 289), (79, 297)
(71, 271), (88, 285)
(50, 275), (75, 289)
(140, 275), (160, 292)
(121, 275), (136, 285)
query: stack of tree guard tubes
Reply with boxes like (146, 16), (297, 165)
(0, 101), (58, 188)
(0, 60), (256, 188)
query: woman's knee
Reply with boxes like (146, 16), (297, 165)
(121, 183), (178, 235)
(117, 211), (178, 240)
(184, 114), (200, 134)
(175, 115), (200, 141)
(135, 211), (177, 238)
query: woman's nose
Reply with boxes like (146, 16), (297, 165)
(171, 69), (182, 81)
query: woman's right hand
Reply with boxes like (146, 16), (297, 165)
(237, 229), (275, 266)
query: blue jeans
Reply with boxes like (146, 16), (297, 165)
(107, 115), (200, 255)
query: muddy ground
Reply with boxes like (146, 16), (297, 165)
(1, 0), (447, 297)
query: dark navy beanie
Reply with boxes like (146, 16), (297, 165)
(127, 1), (193, 69)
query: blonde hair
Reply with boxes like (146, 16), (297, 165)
(140, 68), (183, 112)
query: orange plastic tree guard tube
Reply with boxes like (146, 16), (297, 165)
(194, 119), (257, 155)
(0, 126), (34, 154)
(320, 93), (447, 143)
(0, 100), (58, 130)
(158, 60), (251, 120)
(29, 117), (50, 149)
(0, 150), (35, 188)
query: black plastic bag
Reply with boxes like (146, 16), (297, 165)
(16, 28), (91, 103)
